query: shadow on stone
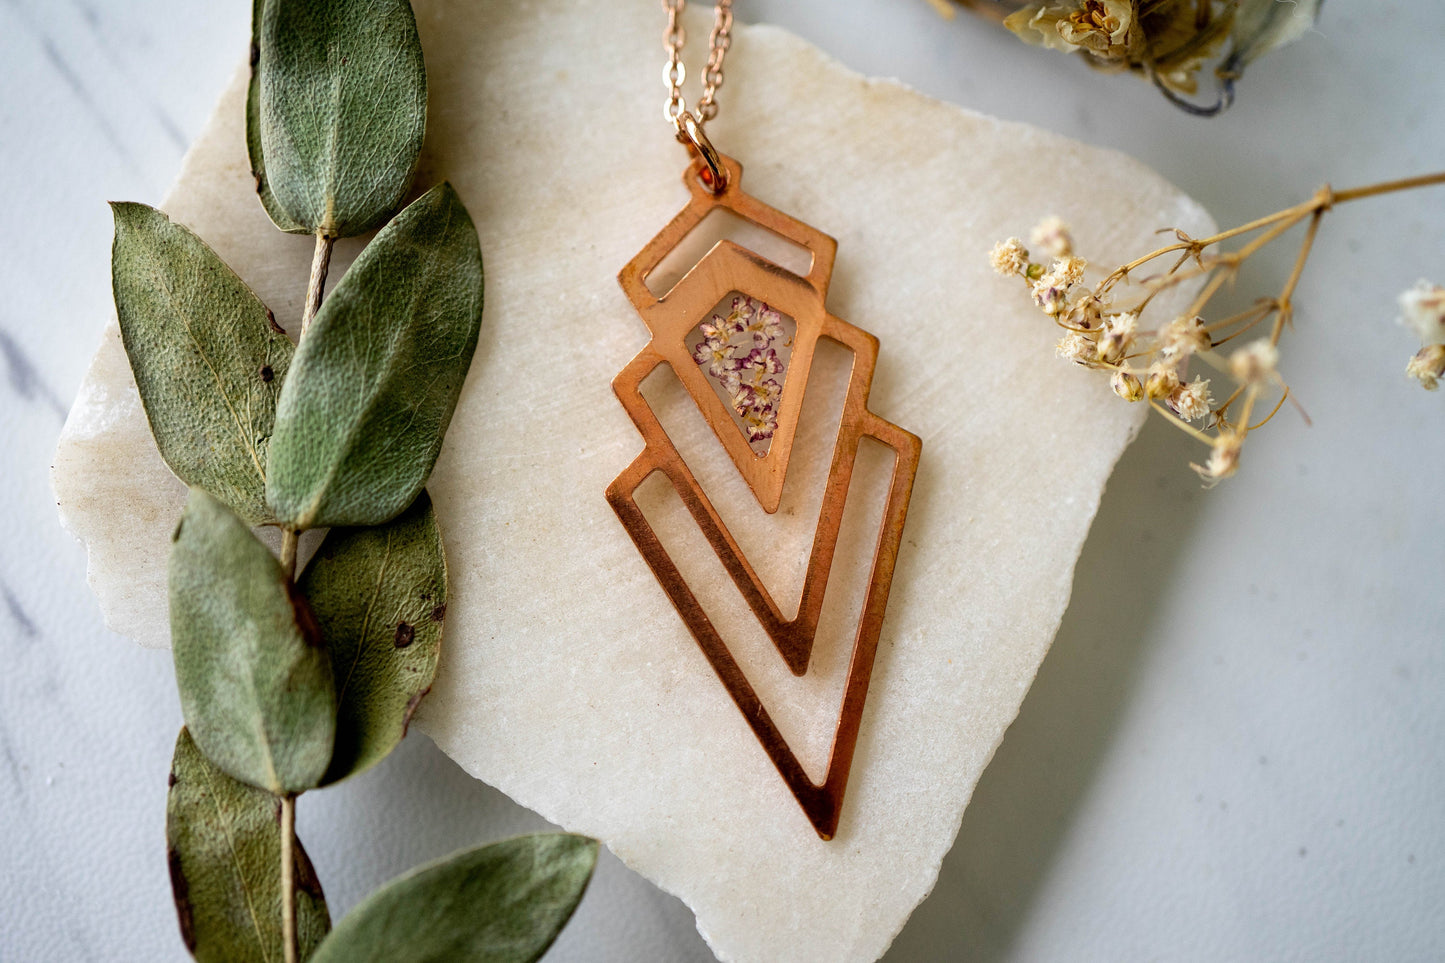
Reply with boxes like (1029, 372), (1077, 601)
(884, 414), (1210, 961)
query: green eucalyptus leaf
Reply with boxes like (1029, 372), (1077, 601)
(246, 0), (305, 233)
(166, 727), (330, 963)
(170, 488), (336, 794)
(110, 202), (292, 525)
(266, 183), (484, 530)
(1229, 0), (1323, 68)
(256, 0), (427, 237)
(309, 834), (598, 963)
(299, 491), (446, 785)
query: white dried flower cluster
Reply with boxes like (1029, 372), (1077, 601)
(1167, 376), (1214, 422)
(1157, 315), (1210, 363)
(1056, 330), (1094, 364)
(1398, 280), (1445, 390)
(1398, 279), (1445, 344)
(990, 220), (1141, 373)
(989, 237), (1030, 278)
(1229, 339), (1279, 384)
(1032, 268), (1071, 315)
(1096, 312), (1137, 363)
(1030, 216), (1074, 259)
(988, 215), (1305, 487)
(1406, 344), (1445, 391)
(1192, 430), (1243, 487)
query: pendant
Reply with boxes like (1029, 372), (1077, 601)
(607, 126), (921, 840)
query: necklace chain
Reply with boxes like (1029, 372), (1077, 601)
(662, 0), (734, 130)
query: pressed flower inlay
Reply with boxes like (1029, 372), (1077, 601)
(686, 292), (796, 454)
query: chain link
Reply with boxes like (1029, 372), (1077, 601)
(662, 0), (734, 131)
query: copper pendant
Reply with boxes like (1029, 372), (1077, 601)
(607, 148), (921, 840)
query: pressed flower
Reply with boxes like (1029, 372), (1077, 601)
(743, 346), (785, 376)
(740, 304), (785, 347)
(752, 376), (784, 404)
(721, 295), (754, 336)
(692, 324), (742, 378)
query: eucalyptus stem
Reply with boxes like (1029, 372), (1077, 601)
(275, 233), (331, 963)
(280, 794), (298, 963)
(279, 529), (299, 581)
(301, 233), (335, 336)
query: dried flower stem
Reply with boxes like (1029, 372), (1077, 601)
(1333, 171), (1445, 203)
(280, 794), (297, 963)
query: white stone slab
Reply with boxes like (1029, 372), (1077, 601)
(51, 3), (1210, 960)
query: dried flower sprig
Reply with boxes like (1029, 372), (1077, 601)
(945, 0), (1322, 116)
(990, 171), (1445, 485)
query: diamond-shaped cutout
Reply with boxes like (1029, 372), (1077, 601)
(684, 292), (797, 456)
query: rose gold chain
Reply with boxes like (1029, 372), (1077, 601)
(662, 0), (734, 130)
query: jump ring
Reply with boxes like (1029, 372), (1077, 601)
(675, 110), (728, 194)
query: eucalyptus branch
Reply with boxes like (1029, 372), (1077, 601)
(124, 3), (596, 961)
(988, 169), (1445, 485)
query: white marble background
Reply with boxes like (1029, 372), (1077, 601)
(3, 1), (1442, 961)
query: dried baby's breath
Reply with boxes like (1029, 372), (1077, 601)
(989, 237), (1030, 278)
(989, 171), (1445, 484)
(1406, 344), (1445, 391)
(1398, 280), (1445, 390)
(1399, 280), (1445, 342)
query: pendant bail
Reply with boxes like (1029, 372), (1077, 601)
(675, 110), (729, 195)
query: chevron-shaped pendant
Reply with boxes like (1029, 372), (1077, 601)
(608, 153), (921, 840)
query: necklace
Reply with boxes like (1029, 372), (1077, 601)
(605, 0), (922, 840)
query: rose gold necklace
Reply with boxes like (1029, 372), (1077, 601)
(606, 0), (921, 840)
